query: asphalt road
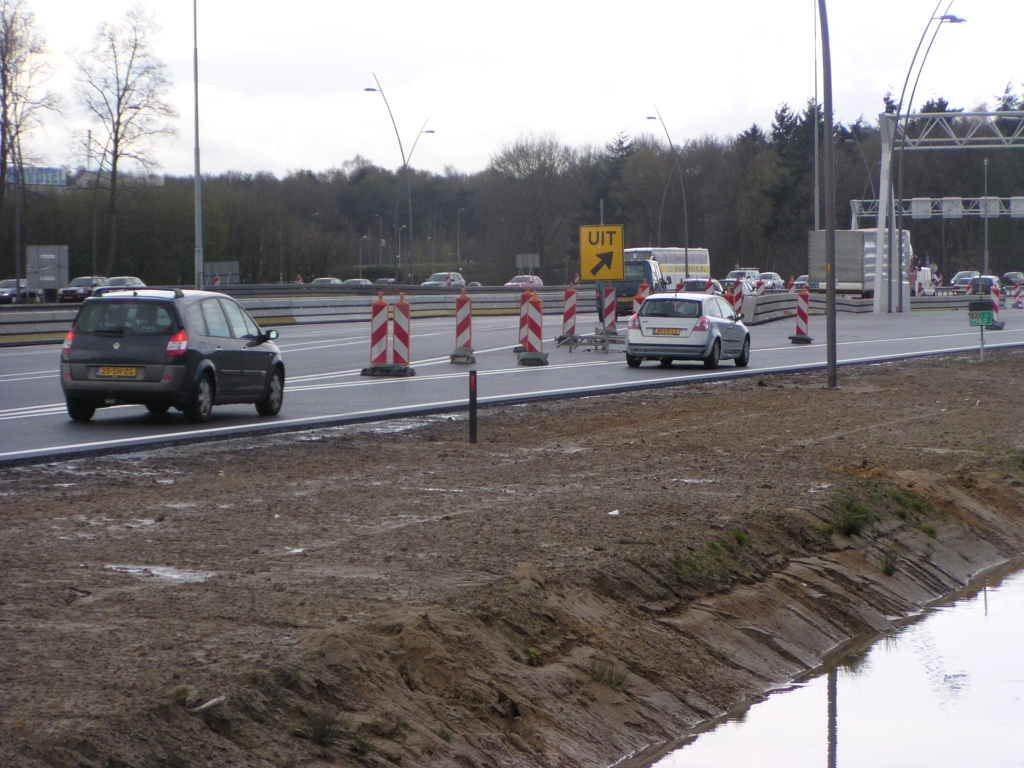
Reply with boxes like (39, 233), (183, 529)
(2, 308), (1023, 465)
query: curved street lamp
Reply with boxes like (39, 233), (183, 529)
(894, 2), (965, 310)
(457, 207), (465, 265)
(647, 109), (689, 279)
(364, 76), (433, 283)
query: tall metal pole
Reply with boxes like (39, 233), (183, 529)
(818, 0), (837, 389)
(983, 157), (989, 275)
(813, 0), (820, 231)
(457, 208), (465, 264)
(375, 214), (383, 265)
(193, 0), (204, 289)
(649, 109), (689, 278)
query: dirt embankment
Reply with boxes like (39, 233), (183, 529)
(2, 350), (1024, 768)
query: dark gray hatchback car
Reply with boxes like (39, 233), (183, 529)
(60, 289), (284, 423)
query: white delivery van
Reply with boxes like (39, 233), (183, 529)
(625, 247), (711, 288)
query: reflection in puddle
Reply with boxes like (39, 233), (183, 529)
(648, 567), (1024, 767)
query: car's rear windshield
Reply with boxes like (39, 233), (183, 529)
(640, 299), (702, 318)
(623, 264), (648, 280)
(75, 300), (178, 335)
(69, 277), (94, 287)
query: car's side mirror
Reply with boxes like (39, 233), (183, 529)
(265, 329), (278, 341)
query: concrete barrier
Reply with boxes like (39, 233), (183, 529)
(0, 289), (988, 346)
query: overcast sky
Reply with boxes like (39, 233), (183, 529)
(30, 0), (1024, 179)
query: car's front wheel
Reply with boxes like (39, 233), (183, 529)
(66, 399), (96, 422)
(703, 339), (721, 369)
(183, 374), (214, 424)
(256, 368), (284, 416)
(735, 337), (750, 367)
(625, 353), (642, 368)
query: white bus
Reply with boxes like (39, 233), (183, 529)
(624, 247), (711, 288)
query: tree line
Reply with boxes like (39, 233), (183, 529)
(2, 0), (1024, 287)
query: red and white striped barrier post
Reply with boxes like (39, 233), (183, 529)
(632, 279), (650, 315)
(988, 284), (1005, 330)
(602, 285), (617, 331)
(755, 279), (766, 296)
(704, 278), (715, 294)
(517, 291), (549, 365)
(450, 288), (476, 363)
(361, 292), (416, 376)
(369, 292), (389, 365)
(1014, 283), (1023, 309)
(391, 293), (412, 367)
(733, 280), (744, 317)
(724, 285), (735, 311)
(562, 286), (577, 336)
(789, 287), (813, 344)
(518, 288), (532, 346)
(787, 275), (796, 292)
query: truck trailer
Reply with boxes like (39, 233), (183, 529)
(807, 229), (911, 299)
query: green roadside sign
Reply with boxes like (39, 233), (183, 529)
(968, 300), (992, 327)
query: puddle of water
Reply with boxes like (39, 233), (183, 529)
(646, 566), (1024, 768)
(104, 565), (216, 583)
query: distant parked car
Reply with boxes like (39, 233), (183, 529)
(468, 281), (482, 288)
(375, 278), (396, 285)
(0, 278), (43, 304)
(310, 277), (343, 286)
(949, 270), (979, 286)
(793, 275), (810, 291)
(341, 278), (373, 287)
(421, 272), (466, 287)
(758, 272), (786, 290)
(674, 278), (724, 295)
(1001, 271), (1024, 288)
(504, 274), (544, 288)
(92, 276), (146, 296)
(59, 276), (107, 303)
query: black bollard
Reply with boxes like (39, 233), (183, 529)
(469, 370), (477, 444)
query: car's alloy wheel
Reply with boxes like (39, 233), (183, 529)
(66, 399), (96, 422)
(703, 339), (721, 369)
(256, 368), (284, 416)
(735, 337), (750, 367)
(184, 375), (214, 423)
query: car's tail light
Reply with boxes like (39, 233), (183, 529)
(695, 316), (711, 332)
(165, 328), (188, 355)
(61, 330), (74, 359)
(627, 313), (640, 330)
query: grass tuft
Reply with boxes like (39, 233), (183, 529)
(920, 524), (937, 538)
(296, 710), (346, 747)
(589, 659), (633, 690)
(349, 735), (377, 755)
(832, 496), (873, 537)
(438, 727), (453, 743)
(881, 550), (902, 576)
(730, 529), (749, 547)
(522, 645), (543, 666)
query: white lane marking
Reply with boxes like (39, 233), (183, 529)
(0, 371), (58, 382)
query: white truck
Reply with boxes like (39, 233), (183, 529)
(624, 247), (711, 288)
(807, 229), (910, 299)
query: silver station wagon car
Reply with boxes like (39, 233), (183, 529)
(624, 292), (750, 369)
(60, 289), (284, 423)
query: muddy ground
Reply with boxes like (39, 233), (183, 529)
(2, 349), (1024, 768)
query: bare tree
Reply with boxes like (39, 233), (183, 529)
(74, 5), (177, 275)
(0, 0), (58, 277)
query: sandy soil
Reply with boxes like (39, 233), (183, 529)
(2, 349), (1024, 768)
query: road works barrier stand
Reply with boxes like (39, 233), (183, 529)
(555, 286), (578, 349)
(517, 291), (549, 366)
(988, 285), (1005, 331)
(632, 279), (650, 315)
(361, 292), (416, 377)
(789, 287), (813, 344)
(450, 288), (476, 364)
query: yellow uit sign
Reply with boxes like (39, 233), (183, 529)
(579, 225), (624, 281)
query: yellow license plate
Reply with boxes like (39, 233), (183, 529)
(97, 366), (138, 378)
(653, 328), (680, 336)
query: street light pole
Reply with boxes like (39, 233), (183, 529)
(359, 235), (368, 279)
(364, 76), (433, 284)
(394, 224), (406, 282)
(818, 0), (837, 389)
(647, 109), (689, 278)
(457, 208), (465, 264)
(192, 0), (204, 289)
(375, 214), (383, 265)
(983, 157), (989, 275)
(894, 2), (965, 311)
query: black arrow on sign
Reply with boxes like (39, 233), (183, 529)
(590, 251), (613, 276)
